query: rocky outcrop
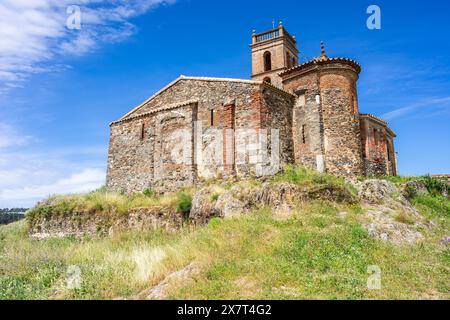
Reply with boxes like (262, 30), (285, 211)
(143, 262), (200, 300)
(402, 180), (429, 199)
(29, 176), (439, 245)
(357, 179), (398, 204)
(189, 181), (356, 225)
(364, 209), (425, 245)
(189, 185), (253, 225)
(355, 179), (431, 245)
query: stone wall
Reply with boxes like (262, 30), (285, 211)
(261, 84), (295, 165)
(107, 78), (295, 194)
(282, 60), (364, 177)
(283, 70), (325, 172)
(29, 206), (183, 240)
(107, 101), (198, 194)
(319, 67), (364, 177)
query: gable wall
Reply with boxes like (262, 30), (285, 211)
(107, 103), (197, 194)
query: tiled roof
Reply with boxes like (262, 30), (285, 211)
(279, 57), (362, 77)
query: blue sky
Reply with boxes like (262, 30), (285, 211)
(0, 0), (449, 207)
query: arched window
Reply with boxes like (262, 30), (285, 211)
(263, 77), (271, 84)
(263, 51), (272, 72)
(286, 53), (291, 68)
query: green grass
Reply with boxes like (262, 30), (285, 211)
(372, 175), (417, 184)
(2, 167), (448, 300)
(1, 195), (449, 300)
(413, 195), (450, 218)
(26, 188), (192, 226)
(272, 165), (357, 193)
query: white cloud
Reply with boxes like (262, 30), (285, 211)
(0, 122), (34, 148)
(0, 125), (107, 207)
(382, 96), (450, 120)
(0, 0), (175, 93)
(0, 168), (105, 208)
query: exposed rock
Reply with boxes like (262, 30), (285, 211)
(145, 262), (200, 300)
(402, 180), (429, 199)
(355, 179), (432, 245)
(29, 206), (182, 240)
(363, 209), (425, 245)
(253, 183), (300, 212)
(189, 185), (252, 225)
(357, 179), (397, 204)
(190, 181), (356, 225)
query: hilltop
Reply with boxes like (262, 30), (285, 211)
(0, 166), (449, 300)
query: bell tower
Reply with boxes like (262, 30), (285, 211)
(251, 22), (299, 87)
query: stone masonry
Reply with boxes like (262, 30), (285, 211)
(106, 24), (397, 194)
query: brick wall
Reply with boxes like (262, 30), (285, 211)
(360, 116), (397, 176)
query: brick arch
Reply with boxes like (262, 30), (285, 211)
(153, 107), (197, 191)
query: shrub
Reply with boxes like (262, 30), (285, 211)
(176, 192), (192, 220)
(272, 165), (309, 184)
(394, 212), (415, 225)
(211, 193), (219, 202)
(421, 175), (449, 196)
(379, 175), (415, 184)
(412, 194), (450, 218)
(142, 188), (155, 198)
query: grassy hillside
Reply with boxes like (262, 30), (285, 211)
(1, 170), (449, 300)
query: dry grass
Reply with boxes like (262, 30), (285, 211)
(1, 168), (449, 300)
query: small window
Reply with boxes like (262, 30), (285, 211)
(264, 51), (272, 72)
(210, 110), (214, 127)
(302, 124), (306, 144)
(292, 57), (296, 67)
(373, 128), (378, 145)
(140, 122), (145, 140)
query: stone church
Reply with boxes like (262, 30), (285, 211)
(106, 23), (397, 193)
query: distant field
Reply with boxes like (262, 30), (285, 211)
(0, 210), (27, 225)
